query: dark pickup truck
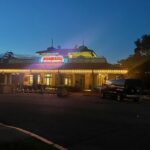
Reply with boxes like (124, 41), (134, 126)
(100, 79), (143, 102)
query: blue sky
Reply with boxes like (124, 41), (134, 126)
(0, 0), (150, 63)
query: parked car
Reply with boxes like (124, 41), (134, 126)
(100, 79), (143, 102)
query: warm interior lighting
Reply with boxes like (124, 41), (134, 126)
(0, 69), (58, 73)
(0, 69), (30, 73)
(0, 69), (128, 74)
(64, 77), (71, 86)
(59, 69), (128, 74)
(37, 75), (41, 84)
(94, 70), (128, 74)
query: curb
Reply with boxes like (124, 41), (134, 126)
(0, 123), (67, 150)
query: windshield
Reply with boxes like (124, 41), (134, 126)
(106, 79), (125, 86)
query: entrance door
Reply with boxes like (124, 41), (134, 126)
(75, 74), (85, 90)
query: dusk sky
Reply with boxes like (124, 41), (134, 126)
(0, 0), (150, 63)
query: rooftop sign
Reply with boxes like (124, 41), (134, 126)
(41, 56), (64, 63)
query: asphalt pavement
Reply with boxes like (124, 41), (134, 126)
(0, 123), (66, 150)
(0, 93), (150, 150)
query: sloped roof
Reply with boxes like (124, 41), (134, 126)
(36, 47), (77, 56)
(0, 62), (123, 70)
(36, 45), (97, 57)
(0, 63), (61, 70)
(59, 63), (123, 70)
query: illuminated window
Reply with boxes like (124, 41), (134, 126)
(97, 74), (106, 86)
(23, 74), (33, 85)
(45, 74), (52, 77)
(37, 75), (41, 84)
(64, 76), (72, 86)
(44, 74), (53, 86)
(29, 75), (33, 85)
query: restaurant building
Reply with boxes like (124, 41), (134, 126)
(0, 45), (128, 93)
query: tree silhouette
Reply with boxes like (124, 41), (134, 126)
(119, 34), (150, 70)
(134, 34), (150, 56)
(118, 34), (150, 87)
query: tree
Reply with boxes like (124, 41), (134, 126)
(119, 34), (150, 70)
(118, 34), (150, 86)
(134, 34), (150, 56)
(118, 53), (143, 70)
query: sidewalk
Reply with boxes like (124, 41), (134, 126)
(0, 124), (66, 150)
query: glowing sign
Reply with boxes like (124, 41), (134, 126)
(41, 56), (64, 63)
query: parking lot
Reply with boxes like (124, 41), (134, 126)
(0, 93), (150, 150)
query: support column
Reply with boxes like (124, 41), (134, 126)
(8, 74), (12, 85)
(41, 73), (44, 85)
(33, 74), (37, 85)
(4, 74), (8, 85)
(52, 74), (55, 87)
(57, 70), (63, 86)
(2, 74), (13, 93)
(84, 73), (91, 89)
(72, 74), (75, 87)
(91, 70), (95, 91)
